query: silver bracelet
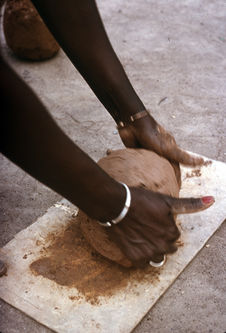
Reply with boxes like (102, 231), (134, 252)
(98, 182), (131, 227)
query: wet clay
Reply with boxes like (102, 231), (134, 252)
(80, 148), (181, 267)
(3, 0), (59, 60)
(30, 219), (160, 304)
(30, 148), (179, 303)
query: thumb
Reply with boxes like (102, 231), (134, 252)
(169, 196), (215, 214)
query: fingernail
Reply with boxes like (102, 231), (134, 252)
(202, 196), (214, 205)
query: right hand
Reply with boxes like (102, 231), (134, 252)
(109, 187), (214, 267)
(118, 113), (204, 166)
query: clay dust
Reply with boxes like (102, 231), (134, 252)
(30, 219), (160, 305)
(185, 160), (212, 179)
(186, 169), (202, 178)
(30, 148), (183, 304)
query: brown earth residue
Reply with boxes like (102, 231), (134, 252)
(69, 295), (80, 301)
(176, 239), (184, 247)
(203, 160), (212, 167)
(186, 169), (201, 178)
(30, 219), (160, 305)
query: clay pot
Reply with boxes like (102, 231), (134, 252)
(3, 0), (59, 60)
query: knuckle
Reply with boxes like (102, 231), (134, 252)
(190, 198), (200, 208)
(127, 247), (144, 263)
(167, 224), (180, 240)
(174, 227), (180, 239)
(168, 244), (178, 254)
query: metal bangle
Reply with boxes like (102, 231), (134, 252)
(117, 110), (149, 129)
(98, 182), (131, 227)
(149, 255), (166, 268)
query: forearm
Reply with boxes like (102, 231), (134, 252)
(31, 0), (145, 123)
(0, 59), (124, 221)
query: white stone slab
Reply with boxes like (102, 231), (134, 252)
(0, 155), (225, 333)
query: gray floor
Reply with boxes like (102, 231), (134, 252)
(0, 0), (226, 332)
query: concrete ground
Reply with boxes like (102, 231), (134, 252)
(0, 0), (226, 332)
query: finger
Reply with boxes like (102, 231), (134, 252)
(122, 202), (179, 245)
(121, 242), (151, 267)
(131, 244), (156, 268)
(113, 224), (160, 266)
(157, 126), (204, 166)
(149, 254), (165, 264)
(163, 213), (180, 242)
(110, 225), (148, 264)
(122, 227), (156, 263)
(125, 215), (179, 254)
(129, 214), (166, 235)
(166, 146), (204, 166)
(131, 220), (179, 249)
(155, 124), (204, 166)
(169, 196), (215, 214)
(146, 213), (180, 244)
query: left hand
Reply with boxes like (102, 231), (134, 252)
(118, 112), (204, 166)
(108, 187), (214, 267)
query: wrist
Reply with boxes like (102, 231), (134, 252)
(84, 178), (126, 223)
(98, 182), (131, 227)
(116, 109), (149, 129)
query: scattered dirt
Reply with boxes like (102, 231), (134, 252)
(35, 240), (43, 246)
(203, 160), (212, 167)
(30, 149), (182, 304)
(23, 251), (32, 259)
(186, 169), (202, 178)
(176, 239), (184, 247)
(68, 295), (81, 301)
(185, 160), (212, 179)
(30, 219), (160, 305)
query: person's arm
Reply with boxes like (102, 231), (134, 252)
(31, 0), (203, 166)
(0, 57), (214, 266)
(31, 0), (144, 124)
(0, 58), (124, 222)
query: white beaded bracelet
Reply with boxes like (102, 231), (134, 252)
(98, 182), (131, 227)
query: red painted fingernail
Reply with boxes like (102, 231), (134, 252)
(201, 196), (214, 204)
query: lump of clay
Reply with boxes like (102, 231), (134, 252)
(79, 148), (181, 268)
(3, 0), (59, 60)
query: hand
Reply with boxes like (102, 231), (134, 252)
(108, 187), (214, 267)
(118, 112), (204, 166)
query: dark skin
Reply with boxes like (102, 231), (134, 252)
(0, 0), (214, 269)
(118, 115), (204, 166)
